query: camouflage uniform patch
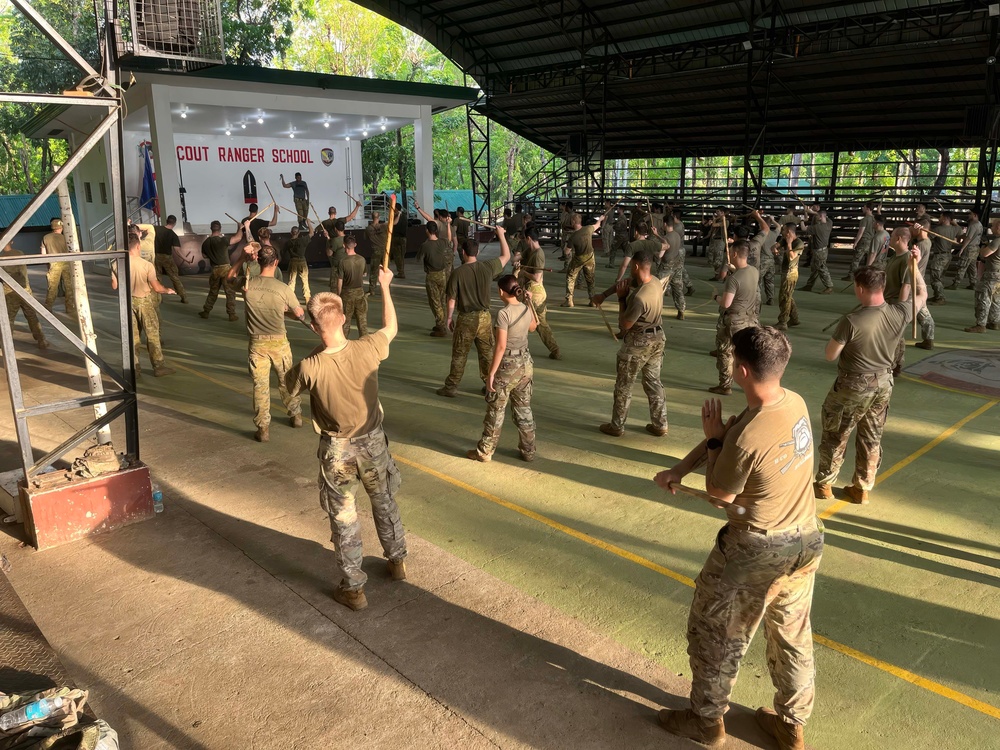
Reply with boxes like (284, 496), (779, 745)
(154, 254), (187, 300)
(916, 306), (934, 340)
(715, 312), (758, 388)
(203, 264), (236, 316)
(849, 243), (871, 275)
(476, 353), (535, 459)
(974, 273), (1000, 327)
(425, 270), (448, 331)
(656, 261), (686, 312)
(318, 427), (406, 592)
(803, 247), (832, 290)
(341, 287), (368, 338)
(131, 295), (163, 369)
(565, 254), (596, 302)
(687, 521), (824, 723)
(248, 337), (301, 428)
(287, 258), (311, 301)
(443, 311), (493, 392)
(525, 280), (559, 354)
(777, 270), (799, 326)
(953, 247), (978, 288)
(44, 262), (75, 312)
(926, 251), (951, 299)
(391, 235), (407, 277)
(707, 240), (727, 276)
(815, 372), (893, 490)
(759, 249), (776, 302)
(610, 329), (667, 431)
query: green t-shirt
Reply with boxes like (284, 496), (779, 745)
(858, 214), (875, 246)
(201, 235), (231, 267)
(785, 238), (804, 272)
(419, 238), (453, 273)
(626, 238), (663, 261)
(338, 254), (366, 290)
(883, 252), (909, 301)
(834, 301), (912, 376)
(566, 225), (597, 260)
(328, 236), (345, 271)
(930, 224), (961, 254)
(623, 278), (663, 328)
(805, 222), (833, 249)
(520, 245), (545, 275)
(446, 257), (504, 314)
(286, 236), (309, 260)
(321, 219), (337, 248)
(366, 223), (388, 257)
(244, 276), (299, 337)
(982, 237), (1000, 276)
(455, 217), (471, 240)
(724, 265), (760, 318)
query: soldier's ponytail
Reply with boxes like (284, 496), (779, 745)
(497, 274), (525, 302)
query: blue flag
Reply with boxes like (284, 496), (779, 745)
(139, 144), (158, 216)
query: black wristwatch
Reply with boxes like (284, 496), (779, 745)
(707, 438), (724, 451)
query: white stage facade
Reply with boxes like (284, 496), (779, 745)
(23, 65), (477, 251)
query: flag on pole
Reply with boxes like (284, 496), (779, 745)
(139, 143), (159, 216)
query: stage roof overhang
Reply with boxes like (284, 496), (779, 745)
(365, 0), (996, 158)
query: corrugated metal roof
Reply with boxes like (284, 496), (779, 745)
(0, 194), (81, 231)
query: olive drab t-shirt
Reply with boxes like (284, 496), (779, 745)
(709, 389), (816, 530)
(289, 179), (308, 200)
(883, 252), (909, 301)
(201, 236), (231, 267)
(520, 245), (546, 279)
(661, 229), (683, 265)
(723, 265), (760, 318)
(455, 217), (471, 241)
(129, 255), (158, 299)
(338, 254), (366, 290)
(286, 236), (309, 260)
(419, 238), (453, 273)
(834, 302), (912, 376)
(623, 278), (663, 329)
(805, 222), (832, 249)
(243, 276), (299, 337)
(858, 214), (875, 247)
(447, 257), (504, 314)
(287, 331), (390, 438)
(366, 222), (388, 255)
(321, 218), (337, 242)
(626, 238), (663, 261)
(153, 225), (180, 256)
(42, 232), (68, 255)
(784, 239), (805, 273)
(748, 229), (770, 266)
(496, 302), (532, 350)
(982, 237), (1000, 275)
(964, 220), (983, 249)
(930, 224), (961, 254)
(566, 226), (598, 261)
(328, 236), (345, 271)
(0, 248), (29, 291)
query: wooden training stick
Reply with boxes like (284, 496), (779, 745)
(596, 303), (618, 341)
(382, 194), (397, 271)
(910, 252), (918, 339)
(722, 211), (730, 267)
(225, 212), (241, 225)
(905, 221), (960, 245)
(675, 483), (747, 516)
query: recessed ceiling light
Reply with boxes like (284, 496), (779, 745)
(225, 128), (231, 136)
(257, 111), (264, 124)
(179, 106), (188, 119)
(380, 124), (386, 131)
(240, 122), (246, 129)
(362, 130), (368, 137)
(345, 136), (350, 141)
(324, 121), (330, 128)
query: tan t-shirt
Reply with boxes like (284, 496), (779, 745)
(623, 278), (663, 328)
(129, 255), (157, 299)
(244, 275), (299, 337)
(710, 389), (816, 529)
(288, 331), (390, 438)
(42, 232), (67, 255)
(497, 302), (531, 350)
(834, 302), (912, 375)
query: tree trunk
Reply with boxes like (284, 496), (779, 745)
(505, 141), (521, 203)
(930, 148), (950, 195)
(789, 152), (802, 186)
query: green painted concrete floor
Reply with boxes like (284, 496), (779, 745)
(5, 249), (999, 749)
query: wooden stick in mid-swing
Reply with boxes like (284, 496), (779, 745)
(382, 194), (397, 271)
(722, 212), (730, 267)
(905, 221), (960, 244)
(597, 303), (618, 341)
(910, 253), (918, 339)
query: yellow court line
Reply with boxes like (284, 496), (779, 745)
(168, 357), (1000, 721)
(394, 452), (1000, 722)
(819, 398), (999, 520)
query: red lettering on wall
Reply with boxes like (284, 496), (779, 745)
(270, 148), (315, 164)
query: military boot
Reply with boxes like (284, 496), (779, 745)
(844, 485), (869, 505)
(813, 482), (833, 500)
(915, 339), (934, 350)
(333, 587), (368, 611)
(386, 559), (407, 581)
(755, 708), (805, 750)
(599, 423), (624, 437)
(657, 708), (725, 748)
(254, 426), (269, 443)
(290, 415), (303, 428)
(152, 364), (175, 377)
(988, 323), (1000, 331)
(708, 385), (732, 396)
(965, 324), (986, 333)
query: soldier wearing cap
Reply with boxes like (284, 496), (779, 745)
(41, 218), (75, 313)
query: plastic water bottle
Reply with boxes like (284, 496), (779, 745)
(0, 696), (64, 730)
(152, 485), (164, 514)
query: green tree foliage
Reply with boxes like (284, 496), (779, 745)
(224, 0), (313, 66)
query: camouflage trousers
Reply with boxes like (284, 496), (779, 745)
(607, 236), (629, 266)
(5, 289), (45, 342)
(952, 248), (978, 288)
(707, 240), (727, 276)
(44, 262), (75, 312)
(849, 243), (871, 274)
(688, 521), (824, 724)
(679, 247), (692, 290)
(287, 258), (311, 301)
(815, 372), (893, 490)
(391, 237), (406, 277)
(926, 251), (951, 299)
(802, 247), (832, 291)
(475, 352), (535, 460)
(716, 313), (757, 388)
(565, 255), (596, 302)
(443, 311), (493, 392)
(131, 295), (163, 370)
(525, 280), (559, 355)
(916, 306), (934, 341)
(425, 270), (448, 331)
(369, 252), (384, 292)
(154, 254), (187, 300)
(341, 287), (368, 338)
(293, 197), (310, 227)
(759, 253), (775, 302)
(318, 427), (407, 592)
(657, 261), (686, 312)
(777, 271), (799, 326)
(611, 329), (667, 431)
(974, 273), (1000, 327)
(203, 265), (236, 316)
(248, 336), (301, 429)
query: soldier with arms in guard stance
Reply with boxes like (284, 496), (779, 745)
(710, 239), (760, 395)
(655, 326), (823, 750)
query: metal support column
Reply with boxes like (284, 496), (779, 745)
(741, 0), (781, 206)
(466, 73), (492, 221)
(975, 13), (1000, 217)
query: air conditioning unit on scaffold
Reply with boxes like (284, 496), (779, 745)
(116, 0), (225, 69)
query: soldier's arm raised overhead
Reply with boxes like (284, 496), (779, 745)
(495, 225), (512, 268)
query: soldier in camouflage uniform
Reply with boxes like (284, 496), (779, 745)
(40, 219), (76, 313)
(592, 250), (668, 437)
(926, 212), (962, 304)
(285, 220), (315, 302)
(656, 219), (687, 319)
(799, 210), (834, 293)
(757, 218), (779, 305)
(847, 201), (877, 279)
(437, 229), (511, 397)
(198, 221), (239, 321)
(519, 227), (561, 359)
(337, 236), (368, 338)
(964, 218), (1000, 334)
(816, 264), (925, 505)
(561, 213), (603, 306)
(415, 216), (454, 337)
(228, 242), (304, 442)
(949, 208), (983, 290)
(390, 213), (407, 279)
(1, 241), (48, 349)
(654, 326), (822, 750)
(286, 269), (407, 612)
(366, 208), (401, 294)
(710, 240), (760, 395)
(606, 208), (630, 268)
(468, 275), (537, 462)
(774, 223), (803, 330)
(706, 208), (728, 280)
(113, 234), (176, 377)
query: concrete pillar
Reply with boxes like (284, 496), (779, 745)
(413, 105), (434, 212)
(147, 85), (182, 223)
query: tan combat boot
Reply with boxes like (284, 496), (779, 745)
(290, 415), (303, 428)
(254, 426), (269, 443)
(599, 423), (624, 437)
(708, 385), (732, 396)
(657, 708), (725, 748)
(386, 559), (407, 581)
(813, 482), (833, 500)
(965, 324), (986, 333)
(152, 364), (176, 377)
(844, 485), (869, 505)
(755, 707), (805, 750)
(915, 339), (934, 350)
(645, 424), (668, 437)
(333, 587), (368, 611)
(466, 449), (490, 462)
